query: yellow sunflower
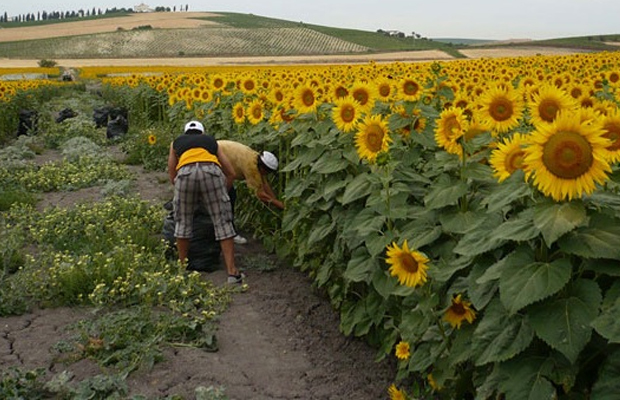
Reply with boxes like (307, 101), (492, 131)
(489, 133), (529, 182)
(443, 294), (476, 329)
(350, 82), (377, 112)
(246, 99), (264, 125)
(394, 341), (411, 360)
(600, 109), (620, 163)
(232, 102), (246, 124)
(398, 77), (424, 102)
(331, 96), (362, 133)
(478, 85), (524, 134)
(293, 84), (319, 114)
(331, 84), (349, 100)
(240, 76), (257, 95)
(388, 384), (406, 400)
(386, 240), (429, 288)
(435, 106), (468, 158)
(355, 114), (392, 163)
(523, 110), (612, 201)
(147, 134), (157, 146)
(528, 84), (577, 127)
(376, 77), (395, 101)
(210, 73), (227, 91)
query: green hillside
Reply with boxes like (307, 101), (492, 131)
(0, 11), (464, 59)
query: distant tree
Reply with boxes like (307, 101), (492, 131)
(185, 4), (188, 11)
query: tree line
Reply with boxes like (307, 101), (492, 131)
(0, 5), (190, 23)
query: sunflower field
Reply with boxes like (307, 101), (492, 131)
(3, 50), (620, 399)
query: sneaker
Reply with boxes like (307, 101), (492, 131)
(234, 235), (248, 245)
(227, 272), (246, 285)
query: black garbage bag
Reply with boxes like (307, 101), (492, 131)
(93, 107), (110, 128)
(162, 202), (222, 272)
(55, 108), (78, 123)
(17, 109), (38, 136)
(106, 114), (128, 139)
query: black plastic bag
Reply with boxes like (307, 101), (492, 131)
(106, 114), (128, 139)
(162, 202), (222, 272)
(55, 108), (78, 123)
(17, 109), (38, 136)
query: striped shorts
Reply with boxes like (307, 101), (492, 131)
(173, 162), (236, 241)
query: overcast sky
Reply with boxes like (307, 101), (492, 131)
(2, 0), (619, 40)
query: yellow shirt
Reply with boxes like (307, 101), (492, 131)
(217, 140), (263, 193)
(177, 148), (220, 170)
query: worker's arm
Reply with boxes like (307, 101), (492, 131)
(257, 180), (284, 210)
(167, 143), (178, 185)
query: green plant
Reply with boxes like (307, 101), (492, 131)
(0, 367), (52, 399)
(56, 306), (217, 374)
(38, 59), (57, 67)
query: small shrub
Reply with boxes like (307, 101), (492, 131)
(38, 59), (57, 68)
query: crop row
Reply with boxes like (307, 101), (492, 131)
(0, 27), (370, 58)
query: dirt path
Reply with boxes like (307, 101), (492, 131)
(0, 147), (396, 399)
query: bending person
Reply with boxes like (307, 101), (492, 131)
(167, 121), (244, 284)
(217, 140), (285, 244)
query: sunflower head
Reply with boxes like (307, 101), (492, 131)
(355, 114), (392, 163)
(443, 294), (476, 329)
(386, 240), (429, 288)
(294, 84), (319, 114)
(331, 96), (361, 133)
(523, 110), (612, 201)
(388, 384), (406, 400)
(394, 341), (411, 360)
(489, 133), (529, 183)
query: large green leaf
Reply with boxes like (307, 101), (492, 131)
(558, 215), (620, 260)
(591, 282), (620, 343)
(430, 255), (474, 283)
(481, 175), (531, 213)
(491, 209), (540, 242)
(468, 262), (499, 310)
(529, 279), (602, 364)
(306, 214), (336, 245)
(423, 179), (469, 210)
(582, 258), (620, 276)
(591, 349), (620, 399)
(453, 214), (506, 257)
(280, 146), (324, 171)
(343, 247), (375, 283)
(439, 210), (488, 234)
(499, 258), (572, 314)
(533, 200), (587, 246)
(340, 173), (377, 205)
(471, 299), (534, 366)
(372, 268), (398, 299)
(498, 357), (557, 400)
(591, 298), (620, 343)
(310, 151), (350, 174)
(476, 245), (535, 285)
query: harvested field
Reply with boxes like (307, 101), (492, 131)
(0, 12), (222, 43)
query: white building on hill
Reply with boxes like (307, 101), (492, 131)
(134, 3), (153, 12)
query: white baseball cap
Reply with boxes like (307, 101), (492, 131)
(184, 120), (204, 134)
(260, 151), (279, 172)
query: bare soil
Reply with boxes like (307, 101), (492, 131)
(0, 147), (397, 400)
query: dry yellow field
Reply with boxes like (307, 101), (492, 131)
(0, 12), (221, 43)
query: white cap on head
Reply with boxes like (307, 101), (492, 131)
(184, 120), (204, 134)
(260, 151), (279, 172)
